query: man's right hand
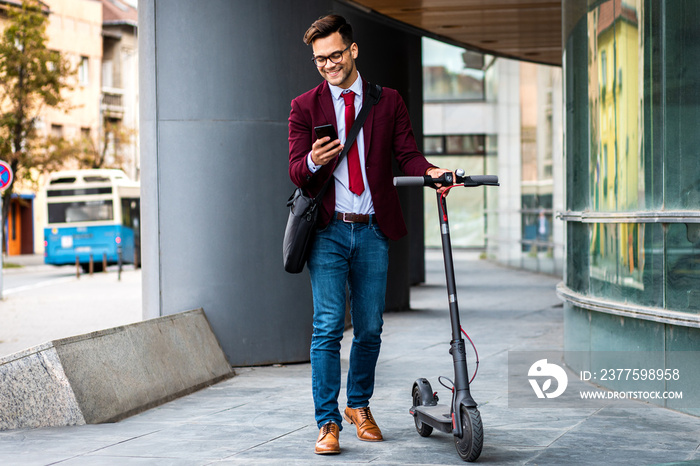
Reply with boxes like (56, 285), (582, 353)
(311, 137), (343, 166)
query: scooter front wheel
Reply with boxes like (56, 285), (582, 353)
(454, 406), (483, 462)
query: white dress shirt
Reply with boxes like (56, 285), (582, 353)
(307, 73), (374, 215)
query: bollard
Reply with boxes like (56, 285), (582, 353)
(75, 256), (80, 279)
(117, 246), (122, 281)
(102, 253), (107, 273)
(89, 254), (94, 275)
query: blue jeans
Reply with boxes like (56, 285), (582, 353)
(307, 215), (389, 429)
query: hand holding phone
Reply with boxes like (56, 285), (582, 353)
(314, 124), (338, 145)
(311, 124), (343, 167)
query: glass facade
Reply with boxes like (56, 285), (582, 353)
(422, 37), (490, 248)
(563, 0), (700, 316)
(562, 0), (700, 401)
(423, 135), (491, 248)
(422, 37), (563, 271)
(520, 63), (559, 273)
(424, 154), (489, 248)
(422, 37), (485, 102)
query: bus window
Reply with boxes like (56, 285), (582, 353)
(48, 200), (114, 223)
(83, 176), (110, 183)
(50, 177), (77, 184)
(47, 187), (112, 197)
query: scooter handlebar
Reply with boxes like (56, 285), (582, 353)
(393, 173), (499, 188)
(393, 176), (430, 187)
(464, 175), (499, 186)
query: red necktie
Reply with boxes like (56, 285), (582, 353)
(342, 91), (364, 195)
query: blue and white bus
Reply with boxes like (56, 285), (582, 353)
(43, 169), (140, 270)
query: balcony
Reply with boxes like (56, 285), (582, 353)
(101, 87), (125, 119)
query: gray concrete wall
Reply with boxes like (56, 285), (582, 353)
(0, 309), (232, 430)
(139, 1), (426, 366)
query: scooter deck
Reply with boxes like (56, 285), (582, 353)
(412, 404), (453, 434)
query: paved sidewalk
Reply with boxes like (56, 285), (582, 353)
(1, 251), (700, 465)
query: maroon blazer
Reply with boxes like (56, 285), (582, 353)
(288, 79), (434, 240)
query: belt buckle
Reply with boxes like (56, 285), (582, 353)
(341, 212), (353, 223)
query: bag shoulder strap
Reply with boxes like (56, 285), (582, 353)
(315, 83), (382, 202)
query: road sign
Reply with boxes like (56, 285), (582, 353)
(0, 160), (12, 192)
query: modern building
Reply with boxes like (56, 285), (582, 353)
(558, 0), (700, 414)
(100, 0), (139, 181)
(30, 0), (104, 255)
(139, 0), (700, 414)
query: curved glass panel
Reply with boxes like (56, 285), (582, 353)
(588, 0), (645, 213)
(564, 0), (700, 314)
(589, 222), (663, 308)
(666, 223), (700, 312)
(662, 2), (700, 210)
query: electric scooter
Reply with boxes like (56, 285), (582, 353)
(393, 169), (499, 462)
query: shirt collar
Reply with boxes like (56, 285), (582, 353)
(329, 71), (363, 102)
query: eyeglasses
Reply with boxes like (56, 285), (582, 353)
(312, 44), (351, 67)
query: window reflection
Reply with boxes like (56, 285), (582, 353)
(589, 222), (662, 308)
(666, 224), (700, 312)
(588, 0), (643, 213)
(565, 0), (700, 315)
(662, 2), (700, 210)
(521, 62), (558, 272)
(424, 135), (486, 156)
(422, 37), (485, 102)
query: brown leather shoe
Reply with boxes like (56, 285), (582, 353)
(315, 422), (340, 455)
(343, 406), (383, 441)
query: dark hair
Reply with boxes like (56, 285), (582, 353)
(303, 14), (353, 46)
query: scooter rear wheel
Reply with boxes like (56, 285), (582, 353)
(411, 385), (433, 437)
(454, 406), (483, 462)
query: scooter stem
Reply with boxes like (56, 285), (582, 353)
(437, 192), (477, 438)
(436, 193), (465, 345)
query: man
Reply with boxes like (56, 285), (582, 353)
(288, 14), (450, 455)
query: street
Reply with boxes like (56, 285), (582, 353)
(3, 264), (76, 296)
(0, 260), (142, 358)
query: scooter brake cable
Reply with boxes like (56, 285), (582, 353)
(461, 327), (480, 383)
(438, 184), (463, 221)
(438, 375), (454, 392)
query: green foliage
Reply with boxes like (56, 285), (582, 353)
(76, 120), (137, 170)
(0, 0), (75, 247)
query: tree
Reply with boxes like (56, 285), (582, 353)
(0, 0), (74, 249)
(76, 120), (137, 170)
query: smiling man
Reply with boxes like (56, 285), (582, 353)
(288, 14), (449, 455)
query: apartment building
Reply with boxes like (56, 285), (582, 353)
(0, 0), (138, 255)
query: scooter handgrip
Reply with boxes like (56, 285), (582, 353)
(393, 176), (429, 187)
(468, 175), (499, 186)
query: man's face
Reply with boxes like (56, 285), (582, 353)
(312, 32), (358, 89)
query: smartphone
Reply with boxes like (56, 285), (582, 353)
(314, 124), (338, 145)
